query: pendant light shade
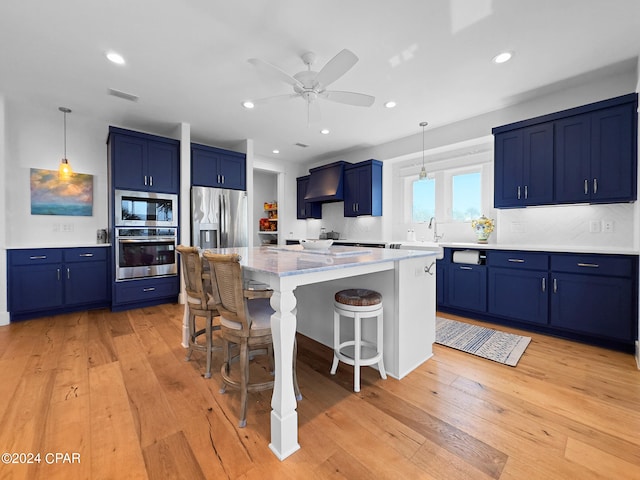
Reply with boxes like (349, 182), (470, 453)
(58, 107), (73, 178)
(418, 121), (428, 180)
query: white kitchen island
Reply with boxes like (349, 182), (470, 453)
(207, 245), (438, 460)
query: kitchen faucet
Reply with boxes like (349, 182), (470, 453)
(428, 217), (443, 242)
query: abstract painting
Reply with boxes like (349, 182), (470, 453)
(30, 168), (93, 216)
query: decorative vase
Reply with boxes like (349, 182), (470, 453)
(471, 215), (495, 244)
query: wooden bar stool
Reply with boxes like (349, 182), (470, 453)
(330, 288), (386, 392)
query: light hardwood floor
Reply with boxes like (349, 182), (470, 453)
(0, 303), (639, 479)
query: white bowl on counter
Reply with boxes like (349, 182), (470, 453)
(299, 239), (333, 250)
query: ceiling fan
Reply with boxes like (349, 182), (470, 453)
(246, 49), (375, 124)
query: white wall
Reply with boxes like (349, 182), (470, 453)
(4, 99), (110, 248)
(0, 95), (8, 325)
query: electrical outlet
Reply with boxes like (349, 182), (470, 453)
(589, 221), (601, 233)
(62, 223), (74, 232)
(53, 223), (60, 232)
(602, 219), (614, 233)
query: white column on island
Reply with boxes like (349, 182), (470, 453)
(267, 277), (301, 460)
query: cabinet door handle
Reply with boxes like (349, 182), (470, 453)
(144, 175), (148, 186)
(553, 278), (557, 293)
(524, 185), (528, 199)
(79, 253), (94, 257)
(584, 179), (588, 194)
(459, 266), (473, 270)
(542, 277), (546, 292)
(57, 268), (61, 281)
(517, 186), (521, 200)
(593, 178), (597, 194)
(30, 255), (47, 260)
(149, 176), (153, 187)
(67, 267), (71, 280)
(508, 258), (525, 263)
(222, 175), (225, 184)
(143, 287), (156, 292)
(577, 262), (599, 268)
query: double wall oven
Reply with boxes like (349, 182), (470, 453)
(113, 190), (178, 281)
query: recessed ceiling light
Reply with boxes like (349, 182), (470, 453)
(320, 128), (330, 135)
(272, 149), (280, 154)
(492, 51), (513, 64)
(384, 101), (397, 108)
(242, 101), (255, 109)
(106, 51), (125, 65)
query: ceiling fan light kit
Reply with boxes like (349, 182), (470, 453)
(246, 49), (375, 123)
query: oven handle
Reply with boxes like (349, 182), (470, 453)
(118, 237), (176, 243)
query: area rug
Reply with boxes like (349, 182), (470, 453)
(435, 317), (531, 366)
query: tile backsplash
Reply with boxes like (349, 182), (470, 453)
(496, 203), (636, 249)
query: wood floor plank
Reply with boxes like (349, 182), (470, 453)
(111, 333), (181, 448)
(89, 361), (148, 479)
(142, 430), (206, 480)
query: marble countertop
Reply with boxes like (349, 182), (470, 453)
(205, 245), (437, 277)
(7, 243), (112, 249)
(431, 241), (638, 256)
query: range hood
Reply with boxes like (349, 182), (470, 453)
(304, 161), (347, 202)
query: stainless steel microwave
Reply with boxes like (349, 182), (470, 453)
(114, 189), (178, 227)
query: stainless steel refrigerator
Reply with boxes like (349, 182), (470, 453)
(191, 186), (248, 249)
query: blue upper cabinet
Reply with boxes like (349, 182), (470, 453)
(344, 159), (383, 217)
(494, 123), (554, 207)
(296, 175), (322, 219)
(191, 143), (246, 190)
(493, 93), (638, 208)
(109, 127), (180, 194)
(556, 102), (637, 203)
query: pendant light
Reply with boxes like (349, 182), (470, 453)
(58, 107), (73, 178)
(418, 121), (428, 180)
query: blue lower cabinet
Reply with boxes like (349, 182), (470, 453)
(447, 264), (487, 312)
(8, 247), (110, 321)
(488, 268), (549, 325)
(112, 276), (179, 310)
(550, 273), (632, 341)
(440, 247), (637, 351)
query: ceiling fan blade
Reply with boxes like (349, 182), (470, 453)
(251, 93), (299, 106)
(248, 58), (303, 88)
(321, 90), (375, 107)
(314, 49), (358, 88)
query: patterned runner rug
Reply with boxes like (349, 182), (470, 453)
(435, 317), (531, 366)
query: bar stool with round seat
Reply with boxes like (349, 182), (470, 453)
(330, 288), (386, 392)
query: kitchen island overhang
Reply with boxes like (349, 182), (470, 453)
(204, 245), (438, 460)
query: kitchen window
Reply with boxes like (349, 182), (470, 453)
(409, 167), (485, 223)
(412, 176), (435, 222)
(451, 171), (481, 221)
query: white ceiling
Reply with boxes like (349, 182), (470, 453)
(1, 0), (639, 164)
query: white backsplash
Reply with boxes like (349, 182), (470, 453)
(496, 203), (636, 249)
(305, 202), (383, 240)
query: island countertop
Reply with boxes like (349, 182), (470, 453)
(206, 244), (438, 277)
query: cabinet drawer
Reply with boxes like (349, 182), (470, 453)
(9, 249), (62, 266)
(551, 254), (634, 277)
(488, 251), (548, 270)
(63, 247), (108, 263)
(114, 276), (179, 304)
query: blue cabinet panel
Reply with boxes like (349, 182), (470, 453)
(447, 264), (487, 312)
(344, 160), (382, 217)
(191, 143), (246, 190)
(550, 272), (632, 341)
(114, 276), (179, 305)
(8, 247), (109, 320)
(488, 268), (548, 325)
(109, 127), (180, 194)
(296, 176), (322, 219)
